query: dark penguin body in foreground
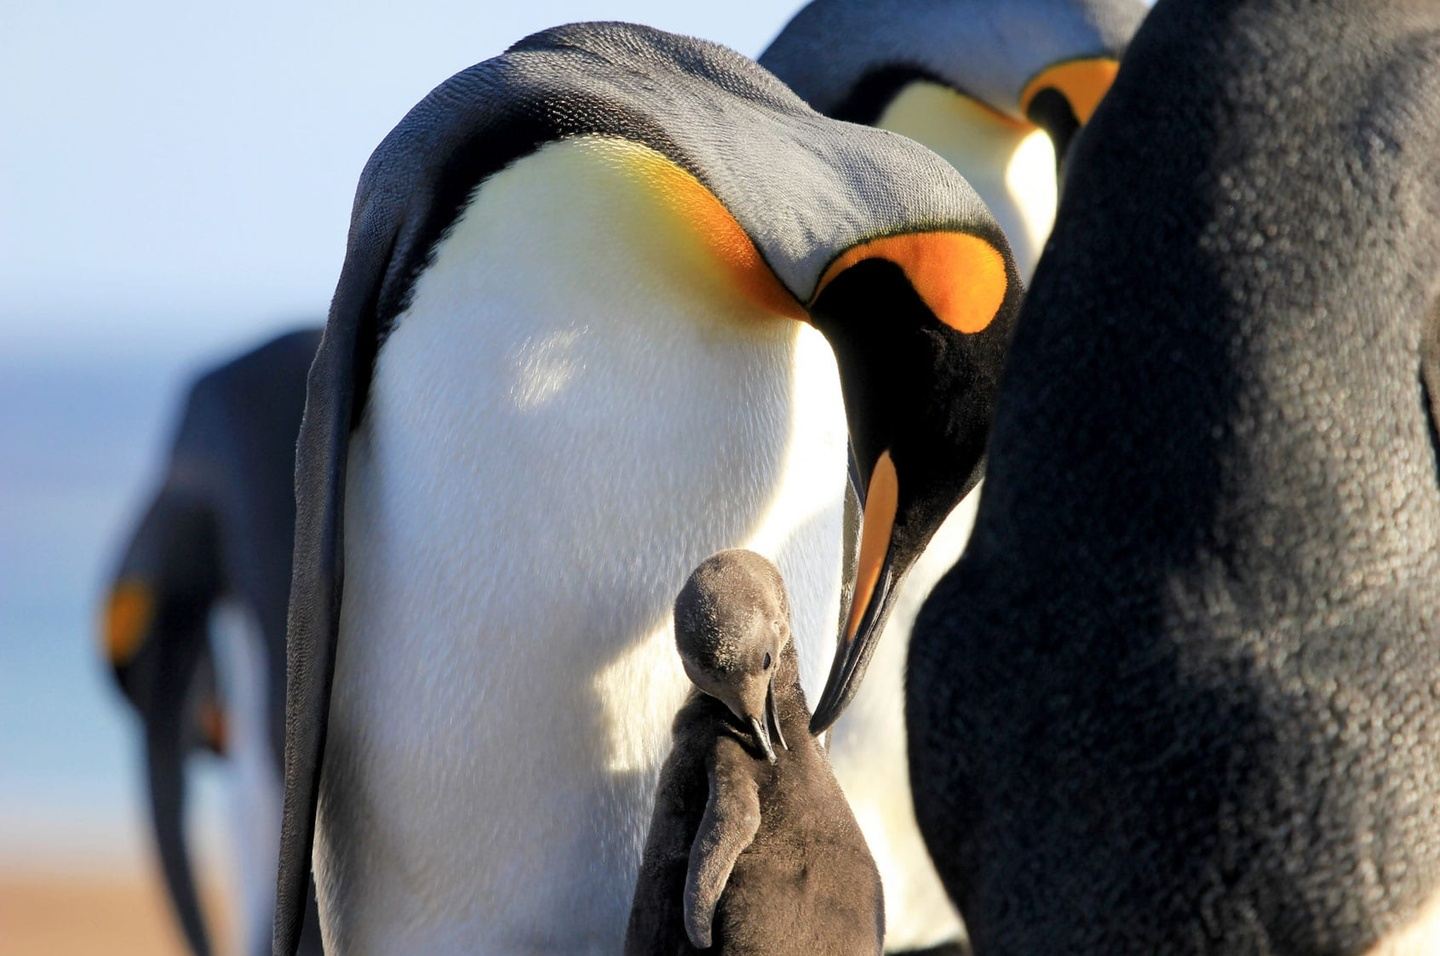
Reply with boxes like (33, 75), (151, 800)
(907, 0), (1440, 953)
(104, 328), (323, 956)
(627, 551), (883, 956)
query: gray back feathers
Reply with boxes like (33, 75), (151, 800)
(908, 0), (1440, 951)
(355, 20), (996, 339)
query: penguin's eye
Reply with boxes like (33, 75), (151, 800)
(762, 653), (772, 671)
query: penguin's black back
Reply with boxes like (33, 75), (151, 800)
(908, 0), (1440, 952)
(627, 648), (883, 955)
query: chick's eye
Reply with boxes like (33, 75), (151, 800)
(762, 653), (772, 671)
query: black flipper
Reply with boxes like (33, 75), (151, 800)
(271, 175), (401, 955)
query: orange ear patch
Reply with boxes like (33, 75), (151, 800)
(1020, 58), (1121, 126)
(813, 232), (1009, 334)
(104, 580), (153, 665)
(615, 144), (806, 321)
(845, 451), (899, 641)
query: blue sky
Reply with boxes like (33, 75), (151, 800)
(1, 1), (797, 364)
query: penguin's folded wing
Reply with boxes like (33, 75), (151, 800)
(684, 750), (762, 949)
(272, 176), (404, 956)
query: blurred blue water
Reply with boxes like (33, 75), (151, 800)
(0, 345), (232, 865)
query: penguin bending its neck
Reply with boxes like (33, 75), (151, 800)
(626, 549), (883, 956)
(905, 0), (1440, 952)
(761, 0), (1148, 279)
(103, 329), (323, 956)
(276, 22), (1019, 955)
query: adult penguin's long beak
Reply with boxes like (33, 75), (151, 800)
(811, 452), (904, 734)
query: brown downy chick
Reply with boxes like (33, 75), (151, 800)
(626, 549), (884, 955)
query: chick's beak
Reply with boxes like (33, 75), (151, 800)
(766, 678), (787, 754)
(748, 714), (777, 765)
(742, 674), (788, 764)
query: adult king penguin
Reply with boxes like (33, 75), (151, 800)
(275, 22), (1019, 956)
(104, 329), (323, 956)
(763, 6), (1145, 945)
(900, 0), (1440, 952)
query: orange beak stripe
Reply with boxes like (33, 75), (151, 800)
(1020, 57), (1122, 126)
(846, 451), (899, 640)
(811, 232), (1008, 334)
(104, 580), (153, 665)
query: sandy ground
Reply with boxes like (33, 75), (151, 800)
(0, 868), (234, 956)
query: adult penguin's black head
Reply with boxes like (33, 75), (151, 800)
(807, 226), (1019, 732)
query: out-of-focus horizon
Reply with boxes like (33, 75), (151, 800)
(1, 3), (792, 952)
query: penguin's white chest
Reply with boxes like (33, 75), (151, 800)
(313, 139), (847, 953)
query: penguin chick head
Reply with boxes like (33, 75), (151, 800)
(674, 550), (792, 763)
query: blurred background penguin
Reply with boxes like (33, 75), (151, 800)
(100, 329), (322, 956)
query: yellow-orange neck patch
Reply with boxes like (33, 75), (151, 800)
(104, 580), (153, 665)
(846, 451), (899, 641)
(611, 142), (806, 322)
(1020, 57), (1121, 126)
(813, 232), (1008, 334)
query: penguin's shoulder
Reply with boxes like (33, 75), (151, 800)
(643, 694), (760, 864)
(655, 694), (732, 817)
